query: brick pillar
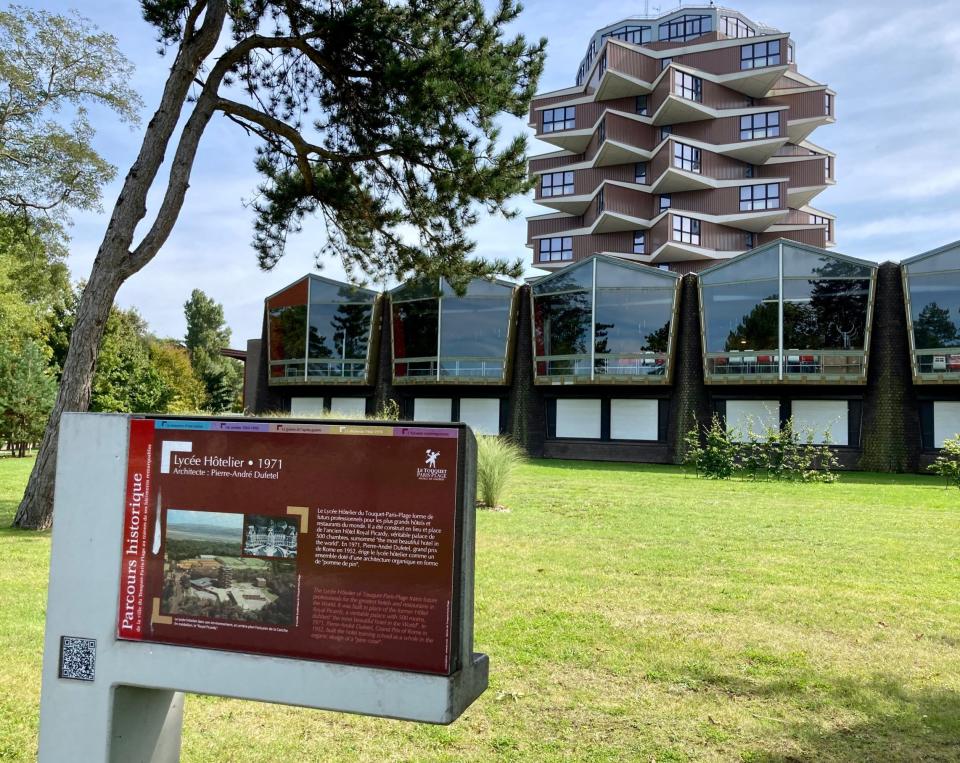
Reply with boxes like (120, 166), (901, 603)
(253, 312), (284, 413)
(668, 274), (710, 463)
(373, 296), (400, 416)
(509, 286), (545, 455)
(859, 262), (921, 472)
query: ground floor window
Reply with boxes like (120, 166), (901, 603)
(412, 397), (505, 434)
(550, 398), (667, 441)
(290, 396), (369, 418)
(717, 398), (858, 446)
(932, 401), (960, 448)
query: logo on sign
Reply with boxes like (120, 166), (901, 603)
(417, 449), (447, 481)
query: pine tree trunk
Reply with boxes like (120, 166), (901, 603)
(11, 0), (227, 530)
(13, 268), (122, 528)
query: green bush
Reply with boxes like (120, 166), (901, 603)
(682, 415), (738, 479)
(930, 434), (960, 488)
(476, 435), (524, 508)
(685, 415), (839, 483)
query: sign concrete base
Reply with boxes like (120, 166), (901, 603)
(38, 413), (488, 762)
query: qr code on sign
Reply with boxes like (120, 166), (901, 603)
(59, 636), (96, 681)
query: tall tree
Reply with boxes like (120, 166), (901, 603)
(16, 0), (543, 528)
(149, 340), (208, 413)
(184, 288), (241, 411)
(0, 6), (141, 221)
(0, 340), (57, 457)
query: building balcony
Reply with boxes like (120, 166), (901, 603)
(704, 350), (867, 384)
(786, 114), (835, 144)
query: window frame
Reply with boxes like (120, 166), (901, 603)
(542, 106), (576, 133)
(673, 142), (701, 174)
(739, 183), (781, 211)
(739, 111), (781, 140)
(633, 230), (646, 254)
(541, 170), (575, 198)
(740, 39), (782, 69)
(538, 236), (574, 263)
(674, 71), (703, 102)
(672, 215), (701, 245)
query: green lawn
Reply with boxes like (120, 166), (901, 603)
(2, 458), (959, 761)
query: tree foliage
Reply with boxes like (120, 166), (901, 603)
(16, 0), (545, 529)
(0, 340), (56, 456)
(149, 340), (208, 412)
(0, 5), (141, 219)
(184, 289), (242, 412)
(90, 307), (170, 413)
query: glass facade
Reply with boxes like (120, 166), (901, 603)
(532, 256), (679, 383)
(267, 276), (378, 384)
(391, 278), (516, 383)
(699, 243), (875, 383)
(903, 244), (960, 380)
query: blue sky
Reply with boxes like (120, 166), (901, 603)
(22, 1), (960, 343)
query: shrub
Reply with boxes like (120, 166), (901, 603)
(683, 415), (738, 479)
(685, 415), (840, 483)
(476, 435), (524, 508)
(930, 434), (960, 488)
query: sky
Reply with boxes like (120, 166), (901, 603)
(21, 0), (960, 345)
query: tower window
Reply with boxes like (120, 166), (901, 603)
(633, 231), (646, 254)
(674, 71), (703, 102)
(543, 106), (576, 133)
(673, 142), (701, 173)
(740, 39), (781, 69)
(739, 183), (781, 211)
(672, 215), (701, 245)
(740, 112), (780, 140)
(538, 237), (573, 263)
(541, 171), (575, 197)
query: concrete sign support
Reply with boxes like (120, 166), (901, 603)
(39, 413), (487, 762)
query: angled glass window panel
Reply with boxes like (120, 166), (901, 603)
(635, 95), (648, 116)
(307, 302), (373, 360)
(439, 296), (512, 373)
(781, 245), (873, 279)
(392, 299), (439, 359)
(633, 231), (645, 254)
(308, 278), (375, 304)
(659, 194), (672, 212)
(594, 289), (674, 356)
(533, 291), (593, 364)
(441, 278), (515, 298)
(782, 278), (870, 351)
(702, 280), (779, 352)
(392, 278), (440, 302)
(907, 274), (960, 349)
(596, 259), (676, 289)
(532, 259), (594, 295)
(269, 305), (308, 372)
(635, 162), (647, 184)
(904, 246), (960, 275)
(700, 247), (779, 285)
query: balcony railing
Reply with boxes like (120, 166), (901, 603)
(915, 349), (960, 380)
(705, 349), (866, 382)
(394, 356), (507, 383)
(270, 358), (369, 384)
(535, 352), (669, 383)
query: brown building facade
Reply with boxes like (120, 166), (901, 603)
(526, 6), (836, 273)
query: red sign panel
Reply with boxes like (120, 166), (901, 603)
(116, 417), (464, 675)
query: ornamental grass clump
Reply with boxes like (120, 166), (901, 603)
(476, 435), (525, 509)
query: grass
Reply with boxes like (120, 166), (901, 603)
(1, 458), (959, 761)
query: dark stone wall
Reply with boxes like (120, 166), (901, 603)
(859, 262), (922, 472)
(508, 286), (546, 455)
(667, 274), (710, 462)
(371, 297), (400, 415)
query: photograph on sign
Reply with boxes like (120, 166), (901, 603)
(116, 417), (466, 675)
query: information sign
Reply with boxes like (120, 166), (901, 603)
(117, 417), (466, 675)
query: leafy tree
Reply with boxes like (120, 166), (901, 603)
(0, 340), (57, 457)
(149, 340), (208, 412)
(930, 434), (960, 489)
(184, 289), (242, 412)
(0, 6), (141, 220)
(0, 215), (71, 349)
(17, 0), (543, 528)
(91, 308), (170, 413)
